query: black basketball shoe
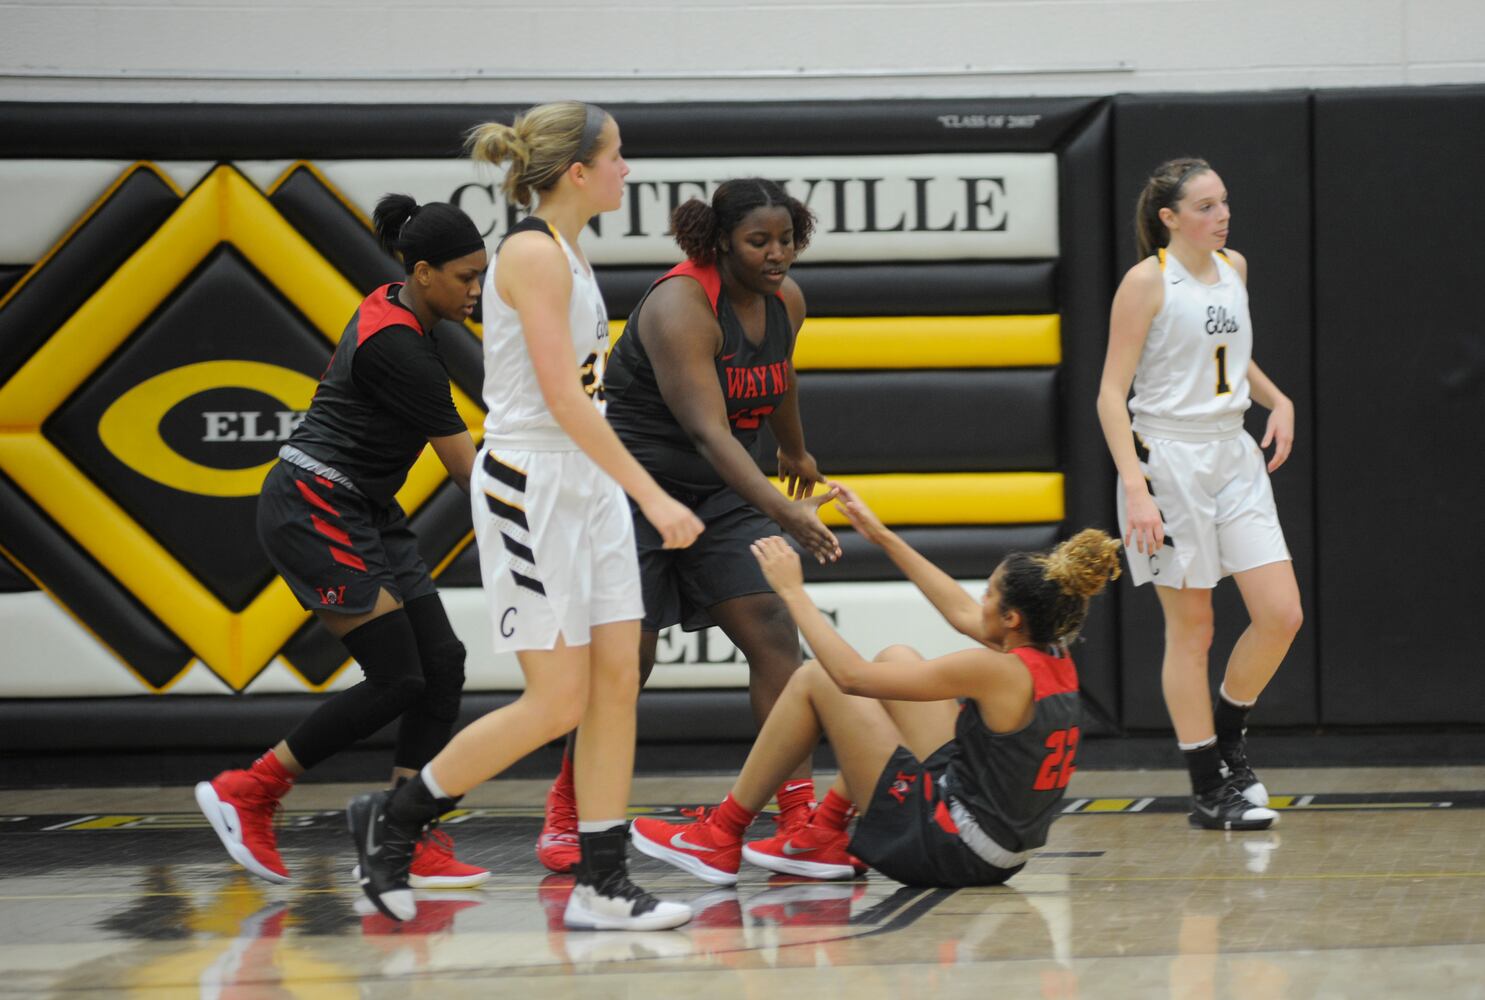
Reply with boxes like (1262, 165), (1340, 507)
(347, 779), (440, 921)
(1219, 735), (1270, 807)
(1189, 780), (1279, 831)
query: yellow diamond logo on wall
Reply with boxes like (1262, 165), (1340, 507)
(0, 165), (482, 691)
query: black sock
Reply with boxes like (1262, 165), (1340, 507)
(1214, 696), (1252, 748)
(1183, 740), (1226, 795)
(387, 773), (442, 831)
(576, 824), (630, 886)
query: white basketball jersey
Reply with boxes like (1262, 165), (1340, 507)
(1129, 249), (1252, 439)
(480, 219), (610, 449)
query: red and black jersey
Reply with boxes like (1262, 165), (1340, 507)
(604, 260), (793, 497)
(287, 284), (466, 507)
(943, 645), (1082, 853)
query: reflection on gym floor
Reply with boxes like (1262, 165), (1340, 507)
(2, 768), (1482, 998)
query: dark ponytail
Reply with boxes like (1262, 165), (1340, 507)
(1133, 158), (1211, 259)
(373, 193), (485, 273)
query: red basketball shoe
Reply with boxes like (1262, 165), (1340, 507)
(536, 765), (580, 874)
(742, 821), (867, 880)
(630, 808), (742, 886)
(195, 767), (292, 884)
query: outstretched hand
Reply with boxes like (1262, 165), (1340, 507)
(780, 487), (842, 564)
(751, 535), (805, 594)
(830, 481), (891, 546)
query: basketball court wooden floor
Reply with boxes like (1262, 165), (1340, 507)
(2, 766), (1482, 998)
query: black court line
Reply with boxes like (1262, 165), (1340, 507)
(2, 791), (1481, 835)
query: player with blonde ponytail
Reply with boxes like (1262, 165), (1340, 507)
(348, 101), (703, 931)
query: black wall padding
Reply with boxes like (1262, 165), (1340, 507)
(0, 166), (179, 386)
(0, 266), (26, 298)
(1313, 86), (1485, 724)
(597, 261), (1058, 320)
(436, 546), (481, 588)
(426, 319), (486, 406)
(409, 479), (475, 571)
(0, 546), (36, 592)
(805, 525), (1060, 583)
(0, 98), (1103, 159)
(0, 689), (764, 752)
(435, 525), (1059, 589)
(268, 166), (401, 290)
(1111, 93), (1318, 730)
(0, 471), (193, 688)
(278, 615), (351, 689)
(754, 369), (1058, 475)
(791, 261), (1058, 316)
(1056, 101), (1122, 734)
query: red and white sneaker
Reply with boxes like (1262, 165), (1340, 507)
(353, 827), (489, 889)
(630, 808), (741, 886)
(742, 822), (867, 880)
(195, 769), (291, 884)
(536, 768), (580, 874)
(410, 828), (490, 888)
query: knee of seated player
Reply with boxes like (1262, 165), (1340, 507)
(873, 643), (923, 664)
(789, 658), (832, 693)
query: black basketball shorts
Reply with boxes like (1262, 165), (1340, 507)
(632, 487), (781, 632)
(848, 744), (1024, 888)
(256, 462), (437, 615)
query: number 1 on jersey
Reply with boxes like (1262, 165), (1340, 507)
(1214, 344), (1232, 396)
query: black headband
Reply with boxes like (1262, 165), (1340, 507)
(574, 104), (606, 165)
(400, 202), (485, 269)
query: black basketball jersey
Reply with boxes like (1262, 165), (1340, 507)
(943, 645), (1082, 853)
(287, 284), (466, 506)
(604, 260), (794, 497)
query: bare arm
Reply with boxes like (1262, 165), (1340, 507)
(752, 537), (1030, 714)
(831, 482), (988, 643)
(498, 234), (701, 548)
(1095, 258), (1165, 555)
(643, 277), (839, 563)
(428, 432), (475, 494)
(766, 278), (824, 499)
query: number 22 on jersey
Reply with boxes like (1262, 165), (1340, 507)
(1033, 726), (1081, 791)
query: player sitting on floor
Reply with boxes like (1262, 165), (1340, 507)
(631, 485), (1120, 887)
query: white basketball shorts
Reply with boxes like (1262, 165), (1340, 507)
(1118, 432), (1290, 589)
(471, 444), (643, 652)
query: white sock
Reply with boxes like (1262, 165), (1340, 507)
(420, 764), (452, 801)
(1177, 735), (1217, 752)
(578, 819), (627, 833)
(1219, 683), (1257, 708)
